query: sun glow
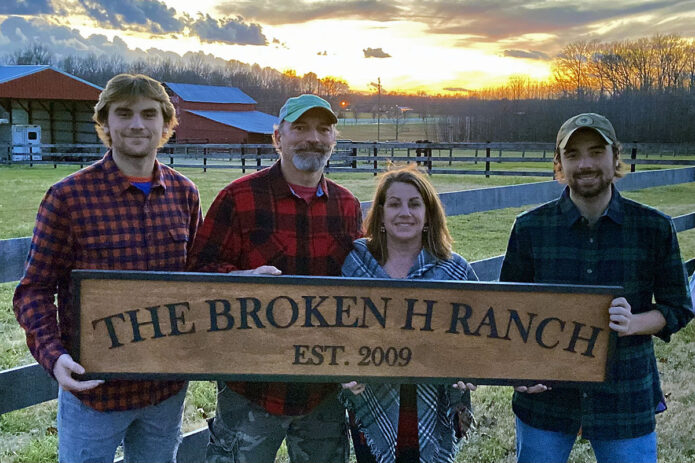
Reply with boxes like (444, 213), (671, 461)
(20, 3), (557, 95)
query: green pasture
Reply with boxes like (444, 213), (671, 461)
(337, 121), (436, 141)
(1, 164), (694, 462)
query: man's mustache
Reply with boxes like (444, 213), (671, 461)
(295, 142), (331, 155)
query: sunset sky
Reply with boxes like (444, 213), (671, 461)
(1, 1), (695, 93)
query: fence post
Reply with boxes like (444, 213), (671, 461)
(485, 144), (491, 178)
(373, 146), (378, 176)
(631, 145), (637, 173)
(257, 147), (262, 171)
(203, 148), (207, 173)
(449, 148), (453, 166)
(351, 148), (357, 169)
(474, 149), (478, 164)
(427, 146), (432, 175)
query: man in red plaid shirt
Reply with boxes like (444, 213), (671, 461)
(13, 74), (201, 463)
(188, 94), (362, 462)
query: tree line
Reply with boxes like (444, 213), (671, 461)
(4, 44), (349, 116)
(4, 35), (695, 143)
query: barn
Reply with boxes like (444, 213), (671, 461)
(165, 82), (276, 144)
(0, 65), (102, 151)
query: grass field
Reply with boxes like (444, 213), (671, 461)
(337, 120), (436, 141)
(1, 163), (694, 462)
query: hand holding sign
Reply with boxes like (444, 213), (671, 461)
(514, 384), (551, 394)
(453, 381), (477, 391)
(53, 353), (104, 392)
(230, 265), (282, 276)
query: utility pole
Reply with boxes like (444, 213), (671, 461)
(377, 77), (381, 142)
(369, 77), (382, 141)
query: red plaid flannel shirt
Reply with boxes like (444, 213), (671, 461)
(13, 151), (202, 411)
(188, 161), (362, 416)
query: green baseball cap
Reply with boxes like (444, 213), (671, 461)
(278, 94), (337, 124)
(556, 113), (617, 150)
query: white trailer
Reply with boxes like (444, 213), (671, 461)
(11, 124), (42, 161)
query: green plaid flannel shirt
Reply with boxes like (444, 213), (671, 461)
(500, 186), (693, 439)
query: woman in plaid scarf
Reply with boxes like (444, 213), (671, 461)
(340, 165), (476, 463)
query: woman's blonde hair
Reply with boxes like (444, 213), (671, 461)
(364, 164), (453, 263)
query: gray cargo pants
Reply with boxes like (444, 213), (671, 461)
(206, 382), (349, 463)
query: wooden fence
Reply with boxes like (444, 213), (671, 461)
(4, 142), (695, 178)
(1, 166), (694, 462)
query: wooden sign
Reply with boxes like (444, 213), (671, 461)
(71, 270), (620, 385)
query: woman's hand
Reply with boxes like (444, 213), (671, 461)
(341, 381), (366, 395)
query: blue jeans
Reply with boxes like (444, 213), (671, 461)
(516, 417), (657, 463)
(57, 385), (187, 463)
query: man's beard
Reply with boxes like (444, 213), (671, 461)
(567, 169), (614, 199)
(291, 142), (332, 172)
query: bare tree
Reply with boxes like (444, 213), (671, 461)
(9, 43), (54, 65)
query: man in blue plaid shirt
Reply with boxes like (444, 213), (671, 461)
(500, 113), (693, 463)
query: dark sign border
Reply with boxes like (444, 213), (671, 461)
(71, 270), (620, 387)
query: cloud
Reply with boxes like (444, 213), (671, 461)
(421, 1), (667, 39)
(68, 1), (269, 46)
(405, 0), (688, 52)
(76, 0), (185, 34)
(0, 16), (262, 73)
(503, 49), (550, 60)
(363, 47), (391, 58)
(189, 14), (267, 45)
(0, 16), (163, 60)
(212, 0), (695, 56)
(443, 87), (470, 92)
(216, 0), (404, 25)
(0, 0), (54, 14)
(1, 16), (90, 49)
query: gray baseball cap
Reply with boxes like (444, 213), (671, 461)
(556, 113), (617, 150)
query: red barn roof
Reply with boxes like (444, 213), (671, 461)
(0, 65), (102, 100)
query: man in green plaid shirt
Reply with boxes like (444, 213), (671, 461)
(500, 113), (693, 463)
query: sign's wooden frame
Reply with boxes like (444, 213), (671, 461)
(71, 270), (620, 386)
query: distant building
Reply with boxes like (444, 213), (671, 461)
(0, 65), (102, 148)
(165, 82), (276, 144)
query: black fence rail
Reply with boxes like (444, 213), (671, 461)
(1, 167), (694, 462)
(4, 142), (695, 177)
